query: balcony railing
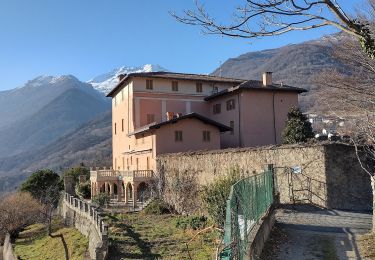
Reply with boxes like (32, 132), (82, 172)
(91, 169), (154, 181)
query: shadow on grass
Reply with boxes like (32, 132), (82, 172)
(49, 233), (69, 260)
(108, 222), (161, 259)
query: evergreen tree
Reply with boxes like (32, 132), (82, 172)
(282, 107), (314, 144)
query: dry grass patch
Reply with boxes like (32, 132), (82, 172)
(358, 232), (375, 259)
(105, 212), (221, 260)
(14, 217), (89, 260)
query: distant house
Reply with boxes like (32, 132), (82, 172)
(90, 71), (306, 204)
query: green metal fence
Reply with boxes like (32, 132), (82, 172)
(221, 170), (274, 259)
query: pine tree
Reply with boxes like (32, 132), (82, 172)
(282, 107), (314, 144)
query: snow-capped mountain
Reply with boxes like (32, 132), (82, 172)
(87, 64), (167, 95)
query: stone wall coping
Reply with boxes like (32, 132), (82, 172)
(157, 141), (351, 158)
(63, 192), (108, 238)
(3, 233), (16, 260)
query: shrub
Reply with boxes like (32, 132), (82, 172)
(201, 172), (240, 228)
(282, 107), (314, 144)
(76, 181), (91, 199)
(63, 166), (90, 185)
(20, 169), (62, 206)
(92, 193), (110, 208)
(143, 198), (171, 215)
(175, 215), (207, 230)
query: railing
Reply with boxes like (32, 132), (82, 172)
(91, 169), (154, 180)
(221, 170), (274, 260)
(63, 192), (108, 237)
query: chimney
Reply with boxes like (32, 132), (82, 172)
(166, 112), (174, 121)
(262, 72), (273, 86)
(117, 74), (126, 82)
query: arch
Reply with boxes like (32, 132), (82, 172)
(113, 183), (118, 195)
(137, 182), (150, 202)
(126, 182), (133, 199)
(100, 183), (105, 193)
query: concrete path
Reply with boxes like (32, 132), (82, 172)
(261, 205), (372, 260)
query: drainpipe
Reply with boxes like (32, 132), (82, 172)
(272, 92), (277, 144)
(238, 92), (242, 147)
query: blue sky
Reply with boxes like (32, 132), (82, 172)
(0, 0), (358, 90)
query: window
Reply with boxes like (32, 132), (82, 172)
(114, 123), (117, 135)
(226, 99), (235, 110)
(172, 81), (179, 91)
(147, 114), (155, 124)
(122, 119), (124, 132)
(146, 79), (153, 90)
(203, 131), (211, 142)
(175, 130), (183, 142)
(196, 82), (203, 93)
(213, 103), (221, 114)
(230, 121), (234, 135)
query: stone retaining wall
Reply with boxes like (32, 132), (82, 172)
(156, 142), (372, 213)
(248, 207), (276, 260)
(2, 233), (16, 260)
(61, 193), (108, 260)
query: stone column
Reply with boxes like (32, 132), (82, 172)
(132, 183), (137, 209)
(64, 176), (75, 195)
(91, 182), (94, 198)
(104, 182), (108, 194)
(97, 182), (101, 195)
(117, 182), (123, 202)
(124, 184), (128, 204)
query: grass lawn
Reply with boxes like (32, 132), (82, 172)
(104, 212), (222, 259)
(14, 217), (89, 260)
(358, 232), (375, 259)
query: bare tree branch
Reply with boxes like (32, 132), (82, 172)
(172, 0), (375, 57)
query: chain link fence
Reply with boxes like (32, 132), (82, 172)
(220, 169), (274, 259)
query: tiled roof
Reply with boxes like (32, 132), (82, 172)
(106, 71), (245, 97)
(204, 80), (307, 101)
(128, 112), (231, 136)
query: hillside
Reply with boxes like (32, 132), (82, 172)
(0, 88), (109, 156)
(0, 111), (112, 193)
(211, 36), (348, 111)
(0, 75), (110, 158)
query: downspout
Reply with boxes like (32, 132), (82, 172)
(238, 92), (242, 147)
(128, 82), (130, 134)
(272, 92), (277, 144)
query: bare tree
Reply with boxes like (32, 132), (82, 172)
(172, 0), (375, 58)
(0, 192), (43, 237)
(175, 0), (375, 231)
(314, 33), (375, 230)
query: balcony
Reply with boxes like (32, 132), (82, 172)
(90, 169), (154, 182)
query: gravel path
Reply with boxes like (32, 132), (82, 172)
(261, 205), (372, 260)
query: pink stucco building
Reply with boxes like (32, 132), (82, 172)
(90, 71), (306, 205)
